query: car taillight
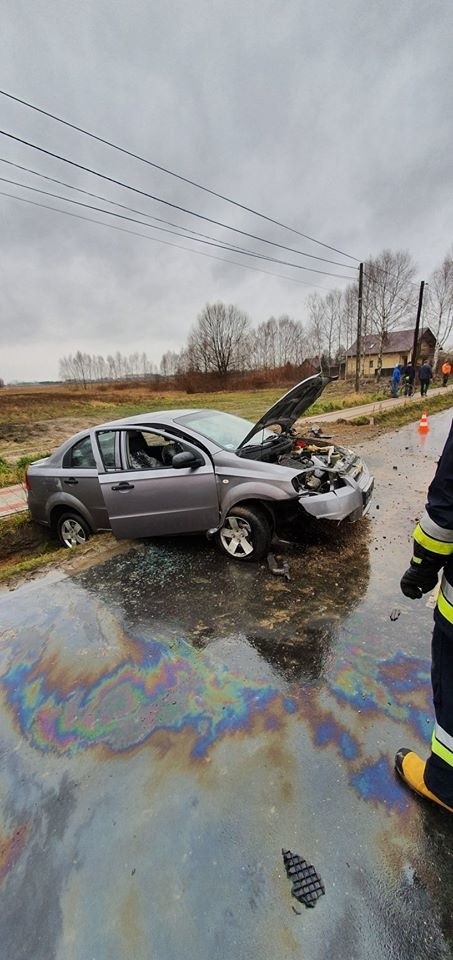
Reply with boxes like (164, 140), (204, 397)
(24, 469), (31, 491)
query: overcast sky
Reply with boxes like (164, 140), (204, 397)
(1, 0), (452, 382)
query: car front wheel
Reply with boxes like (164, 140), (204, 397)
(56, 512), (91, 548)
(216, 505), (272, 561)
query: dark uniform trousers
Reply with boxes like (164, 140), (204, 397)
(425, 619), (453, 805)
(412, 422), (453, 805)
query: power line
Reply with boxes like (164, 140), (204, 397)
(0, 157), (220, 243)
(0, 157), (354, 270)
(0, 189), (336, 291)
(0, 87), (360, 263)
(0, 167), (271, 259)
(0, 128), (359, 276)
(0, 175), (355, 280)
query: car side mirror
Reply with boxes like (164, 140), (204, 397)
(172, 451), (203, 469)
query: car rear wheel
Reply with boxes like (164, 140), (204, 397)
(57, 512), (90, 548)
(216, 505), (272, 561)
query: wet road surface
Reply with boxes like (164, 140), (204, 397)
(0, 411), (452, 959)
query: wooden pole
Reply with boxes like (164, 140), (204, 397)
(411, 280), (425, 368)
(355, 263), (364, 393)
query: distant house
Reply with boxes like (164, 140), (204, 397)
(346, 327), (437, 377)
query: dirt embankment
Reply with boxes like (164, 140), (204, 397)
(0, 416), (102, 460)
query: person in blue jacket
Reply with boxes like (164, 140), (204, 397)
(391, 364), (402, 398)
(397, 419), (453, 812)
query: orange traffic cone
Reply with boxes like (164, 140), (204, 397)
(418, 411), (429, 433)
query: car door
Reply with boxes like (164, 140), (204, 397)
(58, 434), (110, 528)
(95, 427), (220, 539)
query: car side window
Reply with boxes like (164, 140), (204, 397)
(97, 430), (117, 470)
(62, 436), (96, 469)
(125, 430), (186, 471)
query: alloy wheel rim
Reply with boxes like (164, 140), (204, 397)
(220, 516), (254, 557)
(61, 518), (87, 547)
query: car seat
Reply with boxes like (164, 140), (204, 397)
(128, 432), (160, 469)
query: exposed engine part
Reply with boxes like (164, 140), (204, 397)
(305, 475), (322, 490)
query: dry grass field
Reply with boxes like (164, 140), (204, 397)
(0, 377), (389, 423)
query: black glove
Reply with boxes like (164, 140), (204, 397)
(400, 563), (439, 600)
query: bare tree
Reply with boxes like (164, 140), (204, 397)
(364, 249), (417, 376)
(320, 291), (342, 372)
(160, 350), (181, 376)
(187, 302), (251, 376)
(427, 249), (453, 369)
(306, 293), (326, 368)
(71, 351), (88, 388)
(251, 317), (278, 369)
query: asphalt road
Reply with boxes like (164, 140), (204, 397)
(0, 411), (452, 960)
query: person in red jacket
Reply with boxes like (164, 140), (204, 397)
(442, 360), (451, 386)
(397, 419), (453, 812)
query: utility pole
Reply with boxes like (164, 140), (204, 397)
(411, 280), (425, 368)
(355, 262), (364, 393)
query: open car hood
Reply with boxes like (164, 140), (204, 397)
(237, 374), (335, 449)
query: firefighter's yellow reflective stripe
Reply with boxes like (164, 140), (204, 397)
(411, 556), (422, 564)
(414, 524), (453, 556)
(441, 575), (453, 604)
(418, 509), (453, 542)
(436, 586), (453, 624)
(431, 724), (453, 767)
(434, 721), (453, 753)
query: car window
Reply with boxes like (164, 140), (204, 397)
(62, 435), (96, 469)
(125, 430), (187, 471)
(97, 430), (117, 470)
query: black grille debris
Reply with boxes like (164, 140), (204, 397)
(282, 849), (325, 908)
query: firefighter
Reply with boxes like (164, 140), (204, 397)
(397, 419), (453, 813)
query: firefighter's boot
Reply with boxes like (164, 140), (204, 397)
(395, 748), (453, 813)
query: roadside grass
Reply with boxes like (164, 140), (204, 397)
(0, 549), (63, 583)
(0, 512), (63, 582)
(0, 451), (50, 488)
(347, 392), (453, 428)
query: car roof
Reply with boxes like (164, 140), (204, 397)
(94, 409), (205, 430)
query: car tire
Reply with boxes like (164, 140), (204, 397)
(215, 505), (272, 562)
(56, 512), (91, 548)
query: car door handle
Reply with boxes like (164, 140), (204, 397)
(63, 477), (78, 485)
(111, 481), (135, 491)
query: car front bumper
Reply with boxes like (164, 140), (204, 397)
(298, 475), (374, 522)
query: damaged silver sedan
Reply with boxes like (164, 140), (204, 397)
(26, 374), (374, 561)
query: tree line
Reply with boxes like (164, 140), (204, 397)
(59, 246), (453, 386)
(59, 351), (158, 386)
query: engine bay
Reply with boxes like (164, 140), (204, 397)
(240, 425), (362, 496)
(286, 432), (365, 494)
